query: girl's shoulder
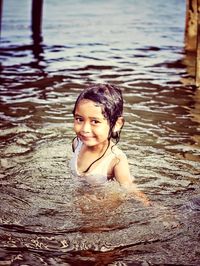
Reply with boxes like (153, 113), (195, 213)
(108, 144), (129, 179)
(110, 144), (127, 158)
(109, 144), (128, 170)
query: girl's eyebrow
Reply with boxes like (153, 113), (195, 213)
(74, 113), (82, 117)
(74, 113), (105, 120)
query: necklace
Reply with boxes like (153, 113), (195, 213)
(83, 140), (110, 173)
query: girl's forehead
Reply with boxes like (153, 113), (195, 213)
(75, 99), (104, 115)
(76, 99), (100, 108)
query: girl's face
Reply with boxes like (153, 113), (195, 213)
(73, 99), (110, 147)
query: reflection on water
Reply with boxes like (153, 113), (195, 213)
(0, 0), (200, 265)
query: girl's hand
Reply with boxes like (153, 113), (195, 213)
(121, 182), (151, 206)
(132, 190), (151, 206)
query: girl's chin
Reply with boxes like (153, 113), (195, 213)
(82, 140), (96, 145)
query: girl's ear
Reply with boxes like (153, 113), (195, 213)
(114, 116), (124, 132)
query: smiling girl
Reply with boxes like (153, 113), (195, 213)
(70, 84), (149, 205)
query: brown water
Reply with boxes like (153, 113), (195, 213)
(0, 0), (200, 265)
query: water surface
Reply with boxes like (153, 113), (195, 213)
(0, 0), (200, 265)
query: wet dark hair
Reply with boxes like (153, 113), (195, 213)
(72, 83), (124, 143)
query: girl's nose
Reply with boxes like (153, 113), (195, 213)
(81, 122), (91, 133)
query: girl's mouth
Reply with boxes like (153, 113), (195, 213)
(80, 135), (94, 141)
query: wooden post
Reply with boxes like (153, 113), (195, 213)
(31, 0), (43, 43)
(0, 0), (3, 38)
(185, 0), (198, 52)
(196, 0), (200, 87)
(185, 0), (200, 87)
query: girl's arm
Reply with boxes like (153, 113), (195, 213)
(113, 154), (150, 206)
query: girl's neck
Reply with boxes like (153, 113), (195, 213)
(84, 139), (110, 154)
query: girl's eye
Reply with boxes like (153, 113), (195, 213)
(75, 117), (83, 122)
(91, 120), (100, 124)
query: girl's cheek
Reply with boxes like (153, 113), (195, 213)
(73, 124), (78, 132)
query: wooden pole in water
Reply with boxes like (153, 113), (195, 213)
(31, 0), (43, 43)
(185, 0), (200, 87)
(185, 0), (198, 52)
(196, 0), (200, 87)
(0, 0), (3, 38)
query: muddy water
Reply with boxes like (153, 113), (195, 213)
(0, 0), (200, 265)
